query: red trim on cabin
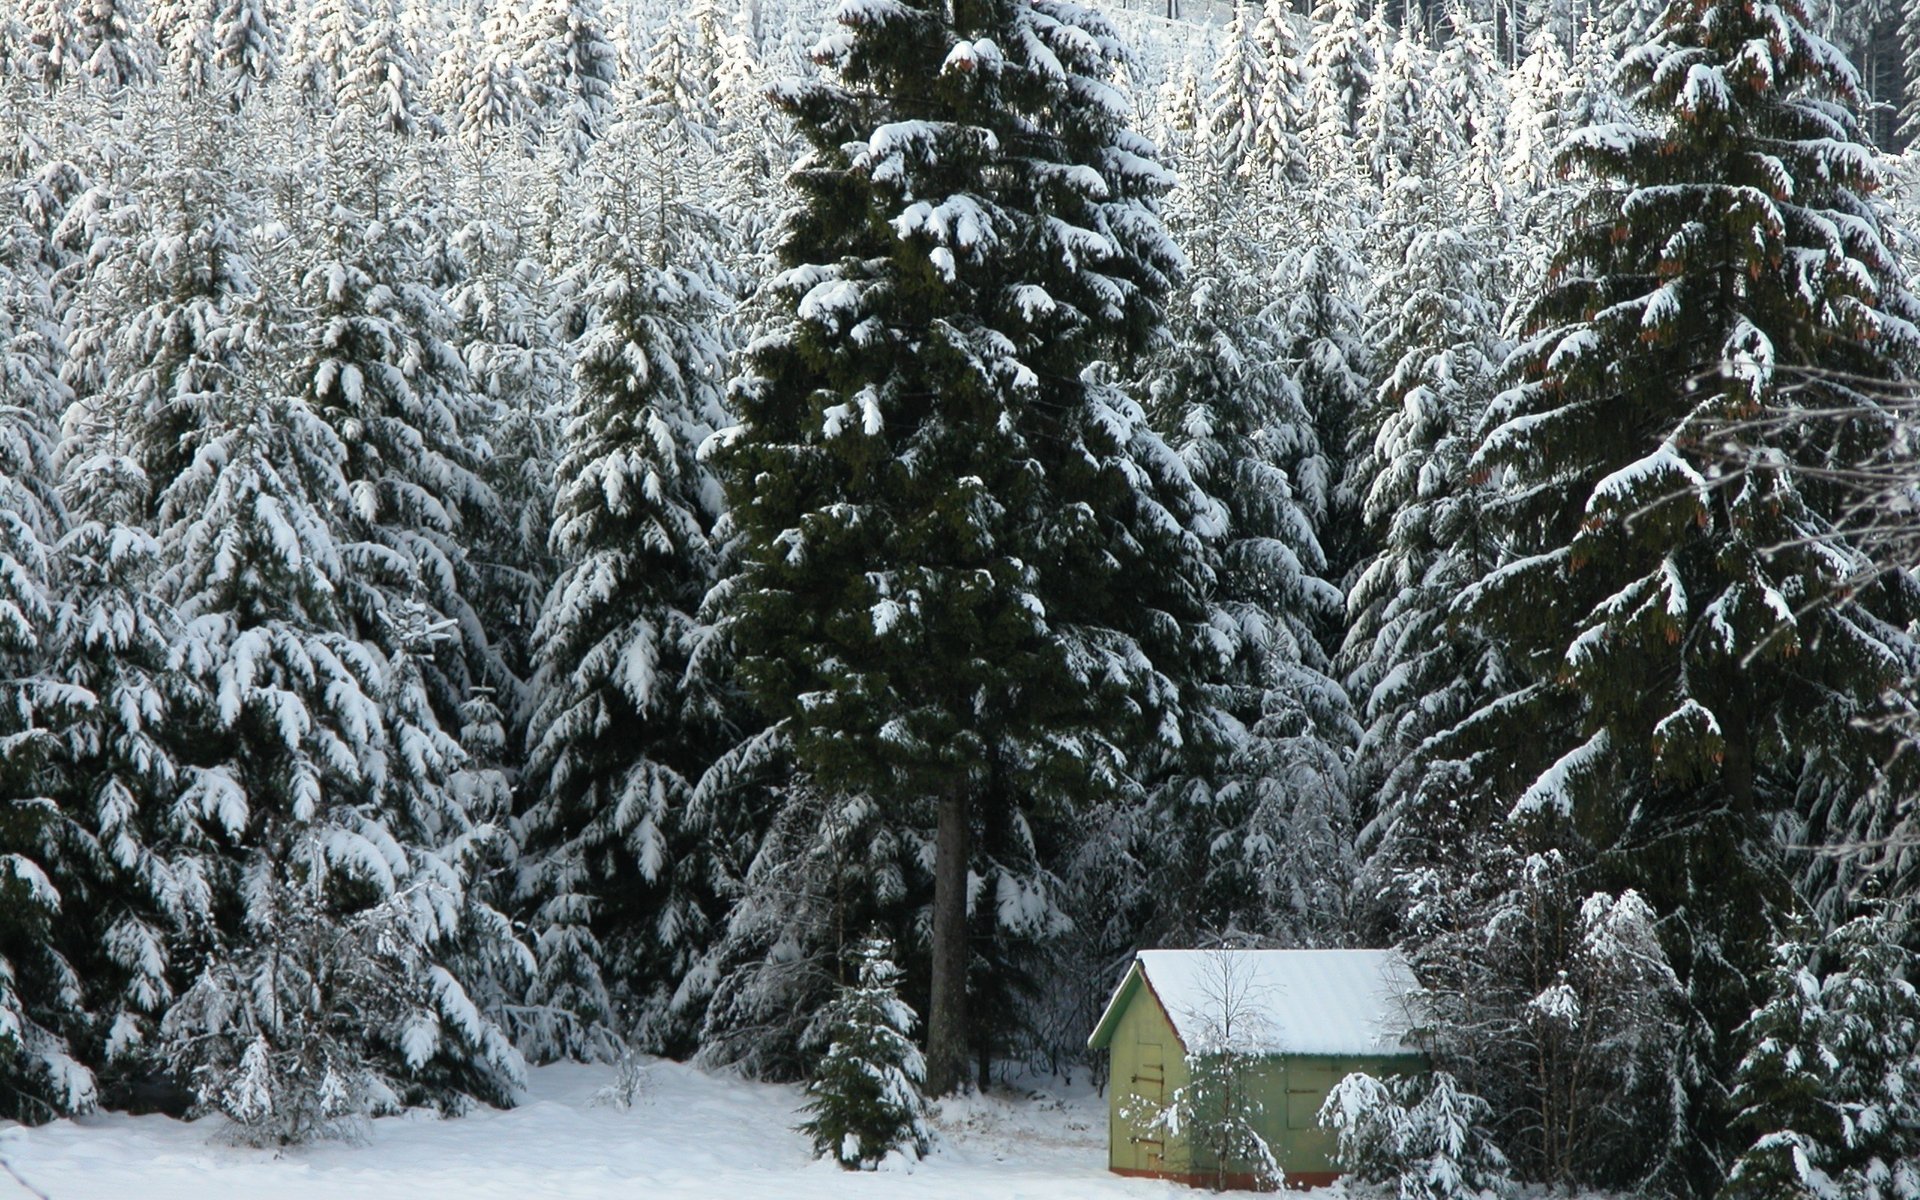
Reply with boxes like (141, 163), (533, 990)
(1110, 1167), (1344, 1192)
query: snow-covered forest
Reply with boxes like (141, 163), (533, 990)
(3, 0), (1920, 1193)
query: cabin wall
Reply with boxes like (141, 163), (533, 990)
(1108, 1019), (1426, 1188)
(1248, 1053), (1425, 1182)
(1105, 984), (1192, 1177)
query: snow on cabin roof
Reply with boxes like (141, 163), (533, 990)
(1090, 949), (1424, 1058)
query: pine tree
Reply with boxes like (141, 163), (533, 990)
(518, 76), (737, 1060)
(1396, 847), (1692, 1188)
(443, 144), (567, 725)
(291, 113), (507, 721)
(797, 934), (931, 1170)
(1302, 0), (1375, 179)
(513, 0), (617, 162)
(718, 0), (1214, 1095)
(1359, 14), (1432, 190)
(1277, 230), (1371, 590)
(46, 446), (206, 1093)
(1251, 0), (1308, 187)
(1902, 0), (1920, 143)
(1345, 69), (1508, 895)
(72, 92), (527, 1142)
(1602, 0), (1670, 58)
(211, 0), (280, 105)
(448, 4), (535, 148)
(709, 7), (784, 267)
(1456, 2), (1920, 1181)
(1142, 46), (1358, 944)
(149, 0), (223, 96)
(1321, 1070), (1513, 1200)
(281, 0), (358, 116)
(0, 167), (92, 1120)
(1722, 913), (1920, 1200)
(1430, 1), (1506, 205)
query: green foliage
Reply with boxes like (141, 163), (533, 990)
(715, 0), (1218, 1074)
(1321, 1070), (1512, 1200)
(1451, 1), (1920, 1184)
(1721, 912), (1920, 1200)
(798, 935), (930, 1170)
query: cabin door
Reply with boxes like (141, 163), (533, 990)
(1128, 1034), (1167, 1172)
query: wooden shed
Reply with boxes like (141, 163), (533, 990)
(1087, 949), (1425, 1190)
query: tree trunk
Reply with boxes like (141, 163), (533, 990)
(925, 785), (971, 1095)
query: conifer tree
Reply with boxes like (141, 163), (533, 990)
(518, 75), (737, 1059)
(0, 174), (91, 1119)
(73, 92), (527, 1142)
(1302, 0), (1375, 178)
(1902, 0), (1920, 143)
(443, 146), (567, 719)
(45, 446), (205, 1092)
(1722, 913), (1920, 1200)
(1251, 0), (1307, 187)
(719, 0), (1215, 1095)
(513, 0), (617, 162)
(1456, 0), (1920, 1182)
(448, 5), (535, 148)
(149, 0), (223, 96)
(798, 934), (931, 1170)
(1140, 39), (1358, 943)
(291, 111), (507, 720)
(282, 0), (359, 118)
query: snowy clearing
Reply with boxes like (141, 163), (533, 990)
(0, 1061), (1193, 1200)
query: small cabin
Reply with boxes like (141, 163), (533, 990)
(1087, 949), (1425, 1190)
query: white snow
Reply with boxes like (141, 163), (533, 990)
(1117, 949), (1423, 1056)
(0, 1060), (1192, 1200)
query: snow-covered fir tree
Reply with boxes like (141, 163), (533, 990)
(290, 105), (507, 721)
(0, 155), (91, 1119)
(1136, 24), (1358, 946)
(1721, 911), (1920, 1200)
(1301, 0), (1376, 180)
(717, 0), (1218, 1095)
(57, 91), (528, 1142)
(518, 70), (738, 1060)
(1320, 1069), (1513, 1200)
(1453, 0), (1920, 1181)
(797, 933), (931, 1170)
(512, 0), (617, 162)
(1344, 68), (1508, 910)
(44, 445), (203, 1099)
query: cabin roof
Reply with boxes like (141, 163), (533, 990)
(1087, 948), (1424, 1058)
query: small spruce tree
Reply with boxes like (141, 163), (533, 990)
(798, 935), (931, 1171)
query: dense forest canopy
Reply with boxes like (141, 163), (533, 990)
(1, 0), (1918, 1191)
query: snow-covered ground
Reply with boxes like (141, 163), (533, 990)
(0, 1061), (1194, 1200)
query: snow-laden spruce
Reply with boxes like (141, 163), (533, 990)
(1128, 16), (1359, 948)
(49, 89), (530, 1142)
(518, 68), (740, 1061)
(1460, 0), (1920, 960)
(1320, 1070), (1512, 1200)
(798, 934), (931, 1170)
(1341, 25), (1509, 932)
(714, 0), (1221, 1095)
(1722, 910), (1920, 1200)
(0, 141), (91, 1119)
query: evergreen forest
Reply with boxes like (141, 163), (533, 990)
(2, 0), (1919, 1194)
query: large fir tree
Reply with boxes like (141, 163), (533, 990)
(1455, 0), (1920, 1185)
(518, 72), (739, 1060)
(718, 0), (1215, 1093)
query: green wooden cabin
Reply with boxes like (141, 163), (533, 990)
(1087, 949), (1425, 1190)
